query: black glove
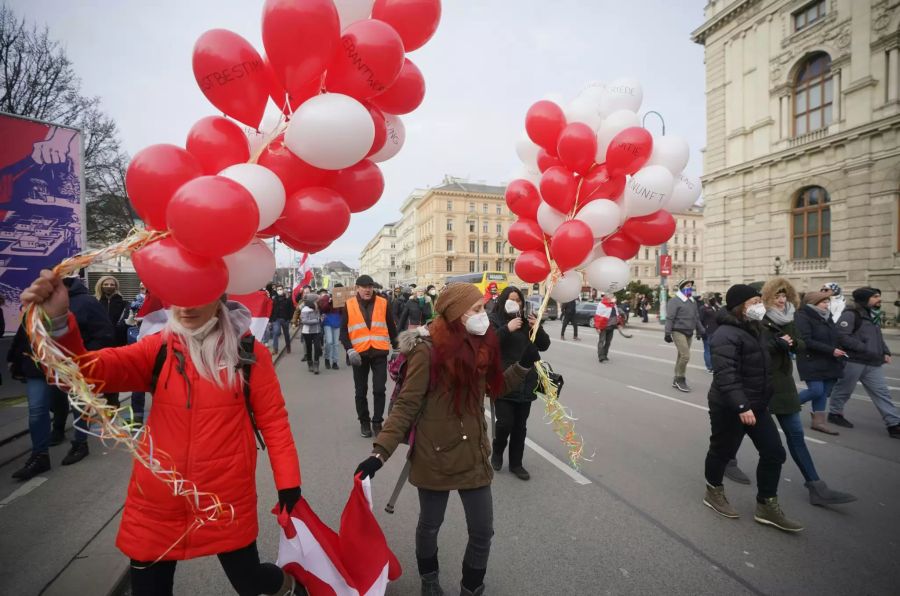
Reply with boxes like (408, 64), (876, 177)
(518, 343), (541, 368)
(278, 486), (301, 514)
(355, 455), (383, 480)
(697, 333), (706, 341)
(664, 333), (674, 343)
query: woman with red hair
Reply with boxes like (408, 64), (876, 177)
(355, 283), (540, 596)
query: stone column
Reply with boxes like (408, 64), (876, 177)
(779, 95), (789, 138)
(832, 68), (842, 122)
(888, 48), (899, 102)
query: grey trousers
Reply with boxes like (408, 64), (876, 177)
(673, 331), (693, 378)
(416, 485), (493, 570)
(829, 361), (900, 427)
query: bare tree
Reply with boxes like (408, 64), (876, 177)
(1, 4), (137, 244)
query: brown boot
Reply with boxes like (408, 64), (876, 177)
(810, 411), (839, 436)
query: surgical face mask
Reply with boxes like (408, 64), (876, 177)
(745, 303), (766, 321)
(465, 312), (490, 335)
(504, 299), (520, 315)
(428, 290), (437, 297)
(682, 288), (693, 297)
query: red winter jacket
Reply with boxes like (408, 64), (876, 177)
(53, 312), (301, 562)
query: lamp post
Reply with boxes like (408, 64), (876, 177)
(774, 256), (782, 275)
(643, 111), (668, 324)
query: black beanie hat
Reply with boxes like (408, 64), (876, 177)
(852, 287), (880, 305)
(725, 284), (761, 311)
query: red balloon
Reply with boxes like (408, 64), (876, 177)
(536, 149), (563, 173)
(580, 164), (626, 203)
(508, 219), (545, 252)
(328, 159), (385, 213)
(601, 232), (641, 260)
(185, 116), (250, 175)
(257, 135), (329, 195)
(525, 100), (566, 154)
(557, 123), (597, 175)
(192, 29), (269, 129)
(371, 0), (442, 52)
(514, 250), (551, 284)
(126, 144), (203, 231)
(620, 210), (676, 246)
(257, 226), (277, 239)
(279, 233), (329, 254)
(505, 179), (541, 220)
(365, 103), (388, 157)
(264, 56), (320, 115)
(606, 127), (653, 177)
(550, 220), (593, 272)
(325, 20), (405, 100)
(132, 237), (228, 307)
(275, 187), (351, 245)
(167, 176), (260, 258)
(540, 166), (577, 214)
(262, 0), (339, 100)
(371, 58), (425, 115)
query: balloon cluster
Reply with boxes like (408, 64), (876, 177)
(506, 78), (702, 302)
(125, 0), (441, 307)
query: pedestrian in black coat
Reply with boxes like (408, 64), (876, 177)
(398, 288), (432, 331)
(95, 275), (127, 346)
(488, 286), (551, 480)
(560, 300), (579, 340)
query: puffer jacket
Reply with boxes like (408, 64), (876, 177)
(707, 309), (773, 413)
(50, 302), (300, 562)
(489, 310), (551, 403)
(836, 302), (891, 366)
(795, 305), (844, 381)
(761, 316), (803, 416)
(399, 298), (432, 330)
(374, 329), (527, 491)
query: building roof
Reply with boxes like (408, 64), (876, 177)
(323, 260), (353, 272)
(433, 176), (505, 195)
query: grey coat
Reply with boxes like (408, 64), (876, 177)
(665, 295), (705, 336)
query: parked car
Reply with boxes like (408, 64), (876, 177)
(574, 301), (598, 327)
(525, 295), (558, 320)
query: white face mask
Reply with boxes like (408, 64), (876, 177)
(745, 303), (766, 321)
(504, 299), (520, 315)
(465, 311), (491, 335)
(428, 290), (436, 297)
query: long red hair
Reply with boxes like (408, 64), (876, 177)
(429, 315), (505, 415)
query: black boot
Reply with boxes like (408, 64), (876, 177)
(490, 448), (502, 471)
(61, 441), (89, 466)
(418, 553), (443, 596)
(308, 359), (315, 373)
(313, 360), (320, 375)
(324, 359), (332, 370)
(12, 452), (50, 481)
(360, 421), (373, 438)
(332, 360), (340, 371)
(461, 563), (486, 596)
(372, 421), (383, 435)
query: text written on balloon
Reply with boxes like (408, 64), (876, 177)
(342, 38), (388, 94)
(628, 178), (666, 204)
(198, 59), (264, 91)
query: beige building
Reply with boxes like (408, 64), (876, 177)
(630, 207), (707, 289)
(359, 222), (398, 288)
(692, 0), (900, 316)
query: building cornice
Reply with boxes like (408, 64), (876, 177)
(691, 0), (761, 45)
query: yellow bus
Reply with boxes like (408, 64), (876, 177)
(445, 271), (509, 295)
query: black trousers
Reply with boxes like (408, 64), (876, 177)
(416, 486), (493, 571)
(492, 399), (532, 468)
(596, 328), (614, 360)
(302, 333), (322, 361)
(560, 316), (578, 338)
(353, 353), (387, 423)
(130, 541), (282, 596)
(705, 406), (786, 500)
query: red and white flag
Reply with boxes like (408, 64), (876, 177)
(136, 292), (169, 339)
(275, 476), (402, 595)
(231, 290), (273, 342)
(292, 253), (313, 305)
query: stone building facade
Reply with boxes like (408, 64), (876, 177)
(692, 0), (900, 317)
(359, 222), (398, 289)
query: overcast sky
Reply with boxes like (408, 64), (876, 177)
(11, 0), (707, 269)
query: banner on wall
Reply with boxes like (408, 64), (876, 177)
(0, 112), (85, 334)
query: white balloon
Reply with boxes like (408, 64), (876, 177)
(667, 173), (703, 213)
(223, 239), (276, 295)
(577, 81), (607, 103)
(646, 134), (690, 175)
(370, 113), (406, 163)
(550, 270), (583, 303)
(285, 93), (374, 170)
(595, 109), (640, 163)
(604, 77), (643, 113)
(575, 199), (622, 239)
(219, 163), (286, 231)
(624, 165), (675, 217)
(565, 96), (605, 131)
(585, 256), (630, 294)
(577, 241), (603, 269)
(333, 0), (373, 30)
(515, 132), (541, 168)
(537, 201), (566, 235)
(245, 109), (283, 156)
(515, 165), (543, 188)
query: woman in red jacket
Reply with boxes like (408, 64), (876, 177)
(21, 271), (302, 596)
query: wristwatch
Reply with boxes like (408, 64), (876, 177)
(371, 452), (384, 462)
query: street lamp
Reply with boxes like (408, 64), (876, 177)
(774, 256), (782, 275)
(643, 111), (668, 323)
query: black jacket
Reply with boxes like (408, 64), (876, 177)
(836, 303), (891, 366)
(700, 305), (720, 338)
(399, 298), (432, 330)
(561, 301), (577, 318)
(391, 294), (408, 323)
(340, 295), (398, 355)
(270, 295), (295, 321)
(707, 309), (773, 413)
(489, 310), (551, 402)
(794, 305), (844, 381)
(100, 293), (128, 346)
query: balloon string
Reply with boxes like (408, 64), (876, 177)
(570, 162), (598, 218)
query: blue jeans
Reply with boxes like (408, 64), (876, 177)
(26, 378), (66, 455)
(798, 379), (836, 412)
(830, 361), (900, 427)
(702, 338), (712, 371)
(270, 319), (291, 352)
(775, 412), (819, 482)
(323, 326), (340, 363)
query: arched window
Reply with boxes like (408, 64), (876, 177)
(794, 53), (833, 136)
(792, 186), (831, 259)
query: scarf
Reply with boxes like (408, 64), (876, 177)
(766, 302), (795, 326)
(806, 304), (829, 320)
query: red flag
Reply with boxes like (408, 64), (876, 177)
(231, 290), (274, 342)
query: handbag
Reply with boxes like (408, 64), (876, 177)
(537, 361), (564, 398)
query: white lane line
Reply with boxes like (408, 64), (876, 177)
(885, 376), (900, 381)
(0, 476), (48, 508)
(656, 343), (704, 353)
(625, 386), (827, 445)
(483, 413), (591, 485)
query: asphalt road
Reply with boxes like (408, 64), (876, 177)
(2, 322), (899, 595)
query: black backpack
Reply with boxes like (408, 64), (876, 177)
(148, 334), (266, 450)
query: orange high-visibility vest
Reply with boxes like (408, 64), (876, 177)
(346, 296), (391, 353)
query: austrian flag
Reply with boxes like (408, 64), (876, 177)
(275, 477), (402, 595)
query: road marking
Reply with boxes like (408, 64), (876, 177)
(656, 343), (704, 353)
(885, 376), (900, 381)
(0, 476), (48, 508)
(625, 386), (827, 445)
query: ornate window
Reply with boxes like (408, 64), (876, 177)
(794, 53), (833, 136)
(793, 0), (825, 32)
(446, 259), (453, 272)
(791, 186), (831, 259)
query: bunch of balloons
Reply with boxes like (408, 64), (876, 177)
(125, 0), (441, 307)
(506, 77), (703, 302)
